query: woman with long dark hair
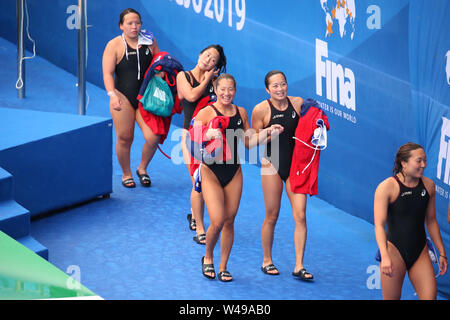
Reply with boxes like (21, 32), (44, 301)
(374, 142), (448, 299)
(177, 45), (226, 244)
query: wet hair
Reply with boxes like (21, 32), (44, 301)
(119, 8), (141, 26)
(200, 44), (227, 74)
(264, 70), (287, 89)
(215, 73), (236, 88)
(393, 142), (424, 175)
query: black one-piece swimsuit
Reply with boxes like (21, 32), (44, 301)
(114, 42), (152, 110)
(205, 105), (244, 187)
(387, 176), (429, 270)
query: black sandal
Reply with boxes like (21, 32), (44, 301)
(193, 233), (206, 245)
(218, 270), (233, 282)
(261, 264), (280, 275)
(136, 170), (151, 187)
(187, 213), (196, 231)
(201, 256), (215, 279)
(292, 268), (314, 281)
(122, 178), (136, 188)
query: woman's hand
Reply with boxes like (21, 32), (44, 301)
(203, 68), (216, 83)
(110, 94), (122, 111)
(205, 122), (222, 141)
(380, 255), (394, 277)
(267, 124), (284, 138)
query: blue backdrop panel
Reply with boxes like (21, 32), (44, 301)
(0, 0), (415, 220)
(408, 0), (450, 294)
(1, 0), (449, 296)
(0, 108), (112, 217)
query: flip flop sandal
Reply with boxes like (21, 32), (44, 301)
(218, 270), (233, 282)
(136, 170), (151, 187)
(201, 256), (215, 279)
(187, 213), (196, 231)
(292, 268), (314, 281)
(122, 178), (136, 188)
(193, 233), (206, 245)
(261, 264), (280, 275)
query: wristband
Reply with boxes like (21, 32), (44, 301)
(107, 91), (116, 97)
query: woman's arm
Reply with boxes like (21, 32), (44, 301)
(423, 177), (448, 275)
(241, 107), (283, 149)
(151, 37), (160, 55)
(176, 69), (215, 102)
(374, 179), (394, 277)
(102, 39), (121, 111)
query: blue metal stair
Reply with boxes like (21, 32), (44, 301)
(0, 167), (48, 259)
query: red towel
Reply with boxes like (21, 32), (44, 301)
(138, 104), (172, 144)
(188, 116), (230, 175)
(289, 107), (330, 195)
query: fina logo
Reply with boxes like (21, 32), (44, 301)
(320, 0), (356, 39)
(315, 39), (356, 111)
(437, 116), (450, 185)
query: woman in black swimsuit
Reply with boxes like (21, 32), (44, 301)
(193, 74), (282, 281)
(374, 142), (448, 299)
(176, 45), (226, 244)
(251, 71), (313, 281)
(102, 8), (160, 188)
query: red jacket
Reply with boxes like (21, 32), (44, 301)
(187, 116), (231, 175)
(289, 105), (329, 195)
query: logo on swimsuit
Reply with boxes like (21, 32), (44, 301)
(292, 110), (296, 118)
(237, 119), (242, 126)
(272, 114), (284, 120)
(401, 191), (412, 197)
(421, 189), (427, 197)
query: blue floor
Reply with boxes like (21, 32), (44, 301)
(0, 37), (429, 300)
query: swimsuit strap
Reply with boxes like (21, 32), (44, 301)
(267, 97), (294, 112)
(210, 104), (223, 116)
(210, 104), (239, 118)
(393, 174), (422, 189)
(121, 33), (142, 80)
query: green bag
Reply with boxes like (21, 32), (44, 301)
(140, 75), (174, 117)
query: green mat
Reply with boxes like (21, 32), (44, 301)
(0, 231), (99, 300)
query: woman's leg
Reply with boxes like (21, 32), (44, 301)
(285, 179), (309, 276)
(110, 95), (136, 183)
(135, 109), (160, 176)
(182, 130), (205, 236)
(201, 165), (226, 278)
(380, 242), (407, 300)
(260, 163), (283, 274)
(408, 245), (437, 300)
(219, 168), (243, 278)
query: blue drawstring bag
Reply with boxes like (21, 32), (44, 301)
(140, 75), (174, 117)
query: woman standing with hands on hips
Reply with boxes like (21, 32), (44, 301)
(374, 142), (447, 299)
(102, 8), (160, 188)
(192, 74), (283, 282)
